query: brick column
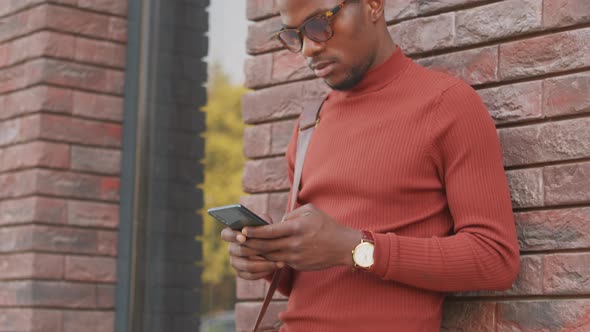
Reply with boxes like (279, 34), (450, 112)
(0, 1), (126, 331)
(240, 0), (590, 331)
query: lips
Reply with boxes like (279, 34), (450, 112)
(310, 61), (336, 78)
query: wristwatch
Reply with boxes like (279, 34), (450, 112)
(352, 230), (375, 269)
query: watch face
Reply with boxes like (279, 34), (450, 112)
(353, 242), (374, 268)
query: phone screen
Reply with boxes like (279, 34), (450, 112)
(207, 204), (269, 230)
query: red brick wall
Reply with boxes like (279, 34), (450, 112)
(0, 1), (126, 331)
(240, 0), (590, 331)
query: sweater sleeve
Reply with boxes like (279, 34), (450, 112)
(370, 82), (520, 292)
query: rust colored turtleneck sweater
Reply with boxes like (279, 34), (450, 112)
(275, 47), (520, 331)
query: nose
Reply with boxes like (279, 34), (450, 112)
(300, 35), (324, 57)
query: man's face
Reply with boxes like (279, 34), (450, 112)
(277, 0), (376, 90)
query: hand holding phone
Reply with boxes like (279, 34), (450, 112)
(207, 204), (269, 231)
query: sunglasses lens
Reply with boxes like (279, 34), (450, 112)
(304, 17), (333, 42)
(278, 30), (302, 52)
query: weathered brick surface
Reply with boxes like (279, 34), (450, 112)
(246, 0), (278, 21)
(544, 72), (590, 118)
(544, 162), (590, 206)
(515, 208), (590, 251)
(235, 301), (287, 332)
(478, 81), (543, 125)
(505, 168), (544, 208)
(0, 2), (126, 329)
(418, 46), (499, 85)
(390, 13), (455, 55)
(455, 0), (543, 46)
(543, 0), (590, 28)
(500, 28), (590, 80)
(440, 302), (496, 332)
(243, 157), (290, 193)
(499, 118), (590, 167)
(246, 16), (282, 55)
(497, 300), (590, 331)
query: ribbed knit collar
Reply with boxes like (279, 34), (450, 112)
(331, 46), (411, 98)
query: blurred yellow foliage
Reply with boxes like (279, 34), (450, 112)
(200, 64), (249, 286)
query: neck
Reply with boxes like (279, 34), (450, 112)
(368, 34), (397, 71)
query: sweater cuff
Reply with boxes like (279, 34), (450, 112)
(370, 232), (398, 279)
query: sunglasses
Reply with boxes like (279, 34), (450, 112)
(273, 1), (351, 53)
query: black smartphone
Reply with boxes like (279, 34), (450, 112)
(207, 204), (269, 230)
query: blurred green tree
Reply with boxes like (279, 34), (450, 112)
(199, 63), (248, 314)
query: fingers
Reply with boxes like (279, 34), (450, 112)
(230, 256), (277, 279)
(228, 243), (264, 257)
(241, 237), (295, 252)
(282, 203), (315, 222)
(221, 227), (246, 243)
(242, 222), (297, 239)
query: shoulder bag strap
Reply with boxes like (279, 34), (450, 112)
(252, 97), (325, 332)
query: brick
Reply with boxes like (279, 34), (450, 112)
(515, 208), (590, 251)
(544, 162), (590, 205)
(0, 31), (75, 68)
(243, 157), (289, 193)
(271, 119), (296, 155)
(240, 194), (269, 217)
(500, 28), (590, 80)
(65, 256), (116, 282)
(72, 90), (124, 122)
(384, 0), (419, 22)
(235, 301), (287, 332)
(77, 0), (128, 16)
(67, 200), (119, 228)
(245, 53), (273, 89)
(0, 253), (63, 280)
(271, 50), (313, 85)
(63, 311), (114, 332)
(478, 81), (543, 125)
(0, 197), (67, 226)
(45, 5), (126, 42)
(246, 0), (279, 21)
(497, 300), (590, 331)
(418, 0), (489, 14)
(0, 0), (44, 18)
(455, 0), (542, 46)
(499, 118), (590, 167)
(0, 141), (70, 172)
(0, 86), (74, 121)
(40, 114), (122, 147)
(544, 0), (590, 28)
(268, 192), (289, 223)
(71, 146), (121, 174)
(36, 58), (125, 95)
(74, 37), (127, 68)
(243, 124), (272, 158)
(544, 72), (590, 117)
(0, 5), (47, 45)
(36, 169), (120, 201)
(236, 278), (266, 300)
(97, 230), (118, 256)
(418, 46), (499, 85)
(506, 168), (544, 208)
(0, 114), (40, 147)
(31, 225), (99, 254)
(390, 13), (455, 55)
(0, 309), (62, 332)
(440, 302), (496, 332)
(543, 253), (590, 295)
(247, 16), (283, 55)
(0, 169), (37, 200)
(242, 79), (329, 124)
(0, 280), (96, 308)
(96, 284), (115, 308)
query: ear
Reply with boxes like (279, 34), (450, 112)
(365, 0), (385, 23)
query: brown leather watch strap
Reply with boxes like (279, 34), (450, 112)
(251, 97), (325, 332)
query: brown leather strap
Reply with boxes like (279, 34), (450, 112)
(252, 97), (325, 332)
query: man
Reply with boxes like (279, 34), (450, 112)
(221, 0), (520, 330)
